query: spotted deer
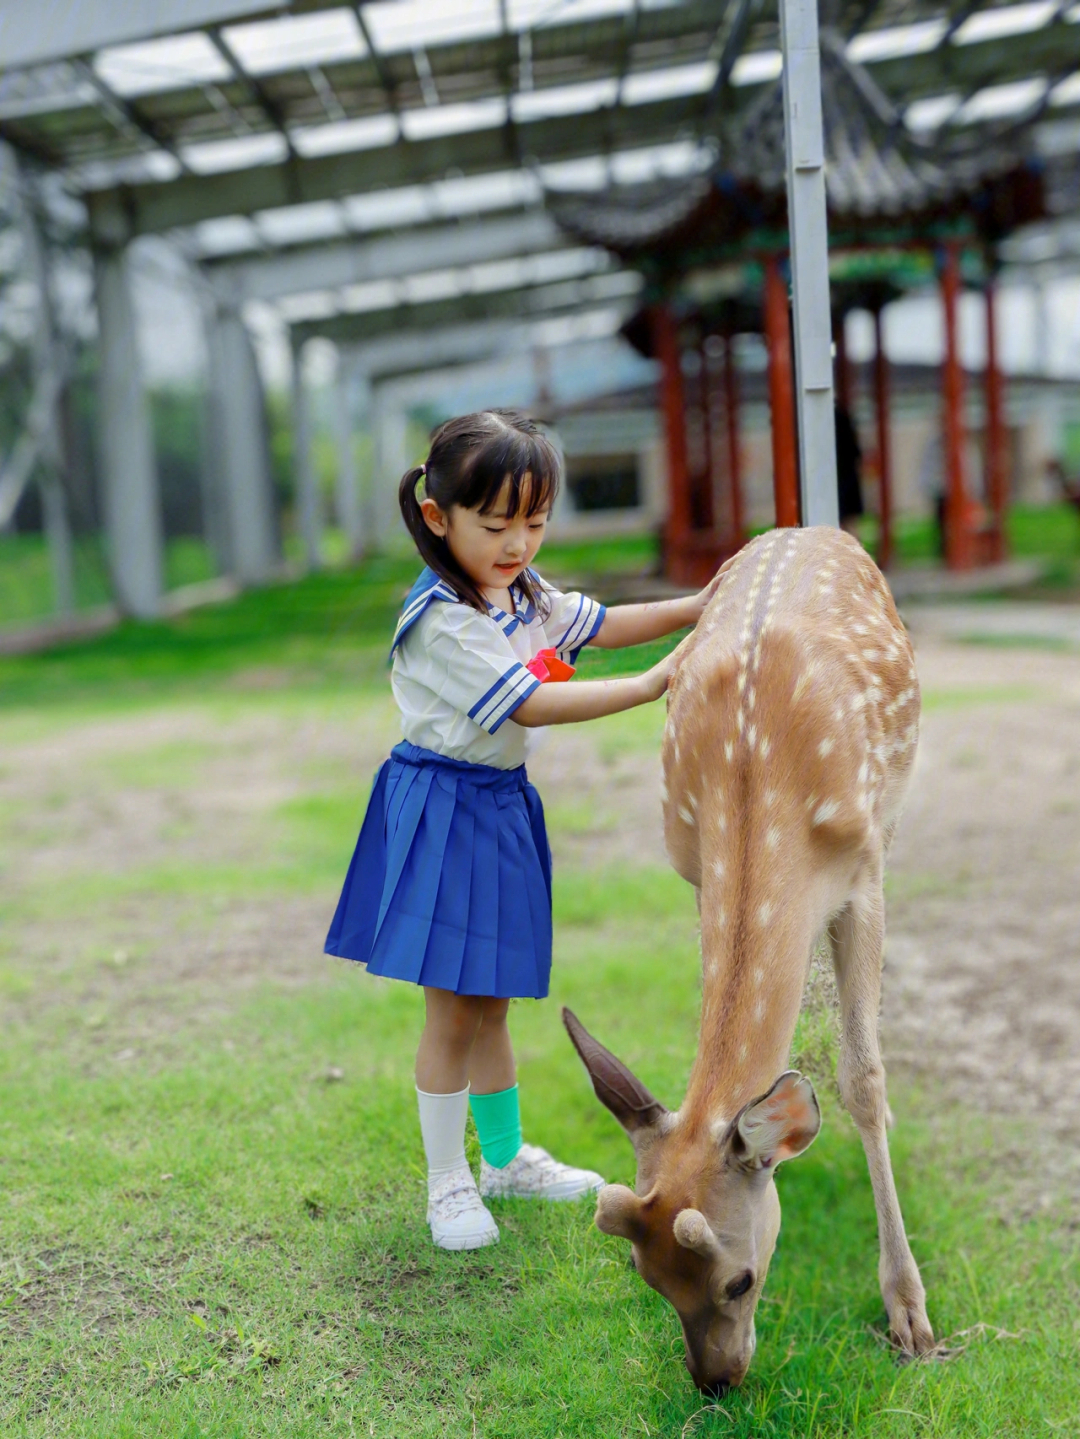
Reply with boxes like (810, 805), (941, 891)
(564, 525), (933, 1393)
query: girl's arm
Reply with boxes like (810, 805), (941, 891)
(591, 589), (711, 650)
(512, 649), (677, 727)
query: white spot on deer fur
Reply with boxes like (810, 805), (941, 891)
(739, 1042), (749, 1062)
(862, 649), (879, 662)
(857, 760), (869, 785)
(757, 901), (773, 925)
(747, 724), (757, 749)
(737, 710), (745, 735)
(687, 792), (698, 812)
(759, 734), (771, 758)
(747, 688), (756, 710)
(724, 740), (734, 762)
(813, 799), (840, 826)
(673, 741), (680, 762)
(712, 858), (725, 880)
(754, 999), (766, 1023)
(752, 966), (764, 986)
(765, 825), (780, 850)
(678, 805), (695, 826)
(737, 672), (747, 695)
(818, 737), (835, 758)
(850, 692), (866, 713)
(765, 788), (778, 808)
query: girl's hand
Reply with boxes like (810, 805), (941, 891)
(639, 637), (689, 702)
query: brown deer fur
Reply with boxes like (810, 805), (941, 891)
(564, 526), (933, 1393)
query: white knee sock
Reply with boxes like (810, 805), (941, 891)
(416, 1086), (470, 1194)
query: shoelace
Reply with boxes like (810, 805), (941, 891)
(429, 1169), (487, 1220)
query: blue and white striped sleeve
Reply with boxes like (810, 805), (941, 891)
(420, 604), (541, 734)
(539, 580), (606, 664)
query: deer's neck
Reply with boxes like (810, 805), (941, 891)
(681, 894), (816, 1126)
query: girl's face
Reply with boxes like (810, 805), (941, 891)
(421, 477), (549, 596)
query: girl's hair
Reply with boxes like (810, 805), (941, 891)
(398, 409), (561, 614)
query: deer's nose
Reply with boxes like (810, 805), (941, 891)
(696, 1376), (730, 1399)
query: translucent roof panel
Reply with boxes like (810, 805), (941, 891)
(905, 92), (961, 132)
(511, 78), (618, 121)
(953, 1), (1058, 46)
(290, 114), (399, 159)
(621, 61), (717, 105)
(181, 133), (289, 175)
(957, 76), (1049, 121)
(221, 10), (367, 76)
(731, 51), (783, 87)
(363, 0), (502, 54)
(92, 32), (232, 98)
(255, 202), (347, 247)
(400, 98), (507, 141)
(846, 20), (948, 64)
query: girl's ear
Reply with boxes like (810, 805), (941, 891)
(419, 497), (449, 537)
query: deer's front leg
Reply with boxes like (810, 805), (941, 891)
(831, 890), (934, 1356)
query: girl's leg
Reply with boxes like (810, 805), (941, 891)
(468, 997), (515, 1095)
(415, 988), (498, 1251)
(416, 987), (484, 1093)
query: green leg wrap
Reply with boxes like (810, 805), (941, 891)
(469, 1085), (523, 1170)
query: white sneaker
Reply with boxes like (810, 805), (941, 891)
(426, 1165), (500, 1251)
(479, 1143), (605, 1201)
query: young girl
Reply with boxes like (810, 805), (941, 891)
(326, 410), (712, 1250)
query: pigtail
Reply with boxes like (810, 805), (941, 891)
(398, 465), (429, 552)
(398, 462), (487, 611)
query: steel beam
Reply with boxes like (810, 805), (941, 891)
(94, 244), (164, 617)
(293, 268), (639, 348)
(204, 210), (566, 304)
(84, 96), (708, 239)
(0, 0), (275, 71)
(779, 0), (838, 529)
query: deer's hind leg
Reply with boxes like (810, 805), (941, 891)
(830, 875), (934, 1356)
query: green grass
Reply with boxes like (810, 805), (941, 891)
(1, 543), (1077, 1436)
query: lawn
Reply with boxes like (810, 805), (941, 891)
(1, 551), (1077, 1437)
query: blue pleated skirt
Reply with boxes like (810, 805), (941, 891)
(325, 742), (553, 998)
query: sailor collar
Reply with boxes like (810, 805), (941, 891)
(391, 566), (539, 654)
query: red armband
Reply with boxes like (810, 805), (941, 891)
(525, 647), (576, 683)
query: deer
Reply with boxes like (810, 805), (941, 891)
(563, 525), (934, 1394)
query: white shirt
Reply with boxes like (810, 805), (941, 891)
(390, 568), (606, 769)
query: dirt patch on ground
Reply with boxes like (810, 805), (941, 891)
(3, 629), (1079, 1204)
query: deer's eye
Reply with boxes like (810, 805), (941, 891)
(726, 1271), (754, 1300)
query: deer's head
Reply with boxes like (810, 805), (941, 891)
(563, 1008), (820, 1394)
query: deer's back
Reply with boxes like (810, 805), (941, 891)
(662, 528), (919, 889)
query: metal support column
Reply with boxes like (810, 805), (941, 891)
(940, 245), (972, 571)
(332, 350), (363, 561)
(371, 387), (409, 550)
(779, 0), (838, 528)
(290, 335), (323, 570)
(872, 307), (893, 571)
(15, 152), (75, 614)
(984, 277), (1008, 563)
(94, 244), (164, 618)
(206, 304), (281, 584)
(763, 255), (800, 528)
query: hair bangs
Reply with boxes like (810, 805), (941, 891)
(465, 429), (560, 520)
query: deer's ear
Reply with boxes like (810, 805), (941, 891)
(729, 1071), (821, 1171)
(562, 1007), (668, 1137)
(595, 1183), (645, 1241)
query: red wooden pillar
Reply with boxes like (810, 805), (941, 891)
(941, 245), (973, 570)
(652, 303), (690, 560)
(872, 306), (894, 571)
(984, 277), (1008, 563)
(724, 334), (745, 544)
(697, 344), (715, 530)
(763, 253), (799, 528)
